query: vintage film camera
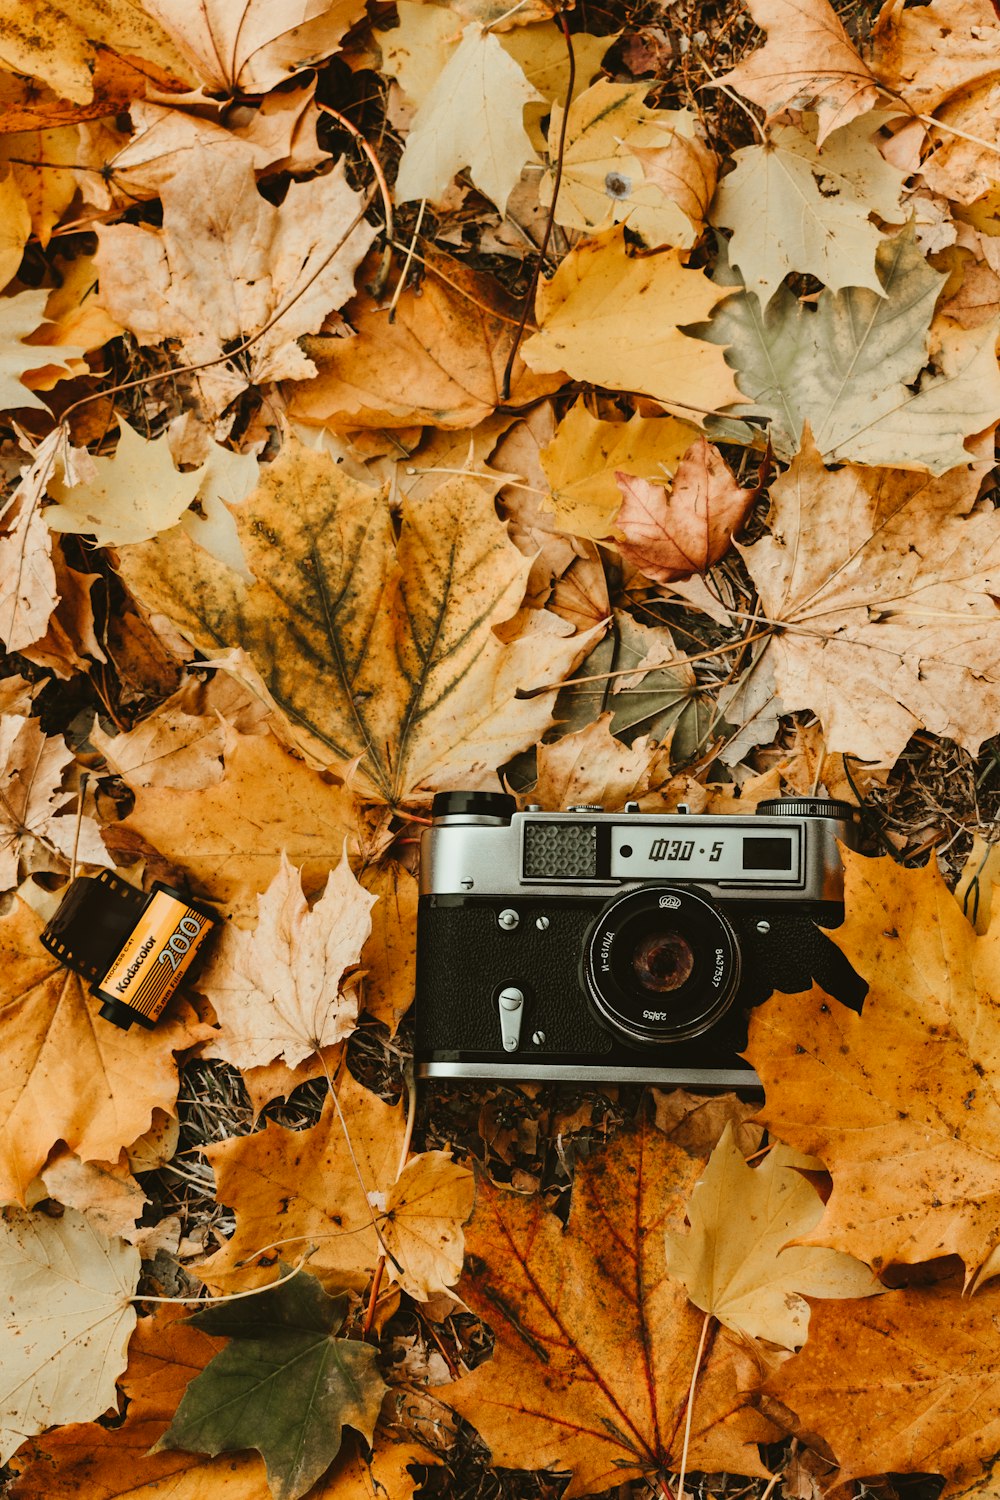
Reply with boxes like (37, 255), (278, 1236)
(414, 791), (866, 1087)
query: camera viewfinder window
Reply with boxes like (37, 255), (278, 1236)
(742, 837), (794, 871)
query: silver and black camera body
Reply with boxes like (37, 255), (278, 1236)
(415, 791), (866, 1088)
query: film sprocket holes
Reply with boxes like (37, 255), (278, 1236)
(41, 869), (216, 1030)
(414, 791), (867, 1087)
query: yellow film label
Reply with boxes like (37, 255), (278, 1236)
(98, 890), (213, 1021)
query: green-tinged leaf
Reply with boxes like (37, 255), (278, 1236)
(703, 224), (1000, 471)
(155, 1272), (386, 1500)
(116, 441), (602, 806)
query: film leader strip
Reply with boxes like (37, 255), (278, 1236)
(41, 868), (216, 1031)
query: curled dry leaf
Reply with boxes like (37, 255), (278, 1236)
(528, 712), (676, 811)
(0, 441), (59, 656)
(0, 1205), (139, 1463)
(764, 1282), (1000, 1489)
(117, 444), (603, 807)
(197, 851), (376, 1071)
(95, 151), (376, 416)
(747, 849), (1000, 1278)
(523, 226), (741, 419)
(33, 1148), (148, 1244)
(718, 0), (880, 144)
(740, 431), (1000, 760)
(0, 895), (210, 1203)
(199, 1071), (474, 1302)
(664, 1124), (882, 1350)
(614, 436), (755, 583)
(442, 1121), (780, 1498)
(0, 714), (106, 890)
(0, 290), (86, 412)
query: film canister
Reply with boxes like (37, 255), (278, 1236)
(40, 868), (217, 1031)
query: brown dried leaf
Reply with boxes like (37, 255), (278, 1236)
(0, 716), (106, 890)
(615, 437), (755, 583)
(442, 1121), (779, 1497)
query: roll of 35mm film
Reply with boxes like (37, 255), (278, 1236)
(41, 869), (216, 1030)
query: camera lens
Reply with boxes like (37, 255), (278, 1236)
(630, 930), (695, 992)
(581, 886), (741, 1046)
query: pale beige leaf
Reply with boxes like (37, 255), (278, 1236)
(95, 151), (375, 416)
(394, 24), (541, 213)
(0, 1206), (138, 1462)
(529, 713), (675, 811)
(377, 2), (460, 106)
(0, 446), (58, 656)
(0, 715), (107, 891)
(741, 431), (1000, 759)
(0, 171), (29, 290)
(665, 1124), (881, 1350)
(197, 852), (376, 1070)
(0, 0), (192, 105)
(522, 226), (741, 419)
(719, 0), (880, 144)
(0, 290), (85, 412)
(44, 420), (205, 547)
(180, 440), (259, 580)
(141, 0), (365, 94)
(614, 437), (755, 583)
(713, 115), (907, 305)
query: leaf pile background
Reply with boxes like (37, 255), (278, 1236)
(2, 0), (1000, 1496)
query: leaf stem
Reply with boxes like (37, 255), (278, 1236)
(674, 1310), (712, 1500)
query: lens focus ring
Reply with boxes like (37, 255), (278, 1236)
(581, 885), (742, 1046)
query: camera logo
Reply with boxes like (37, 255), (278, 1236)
(658, 893), (681, 909)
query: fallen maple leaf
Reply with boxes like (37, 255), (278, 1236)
(0, 171), (30, 291)
(442, 1121), (780, 1497)
(0, 0), (192, 105)
(539, 399), (702, 539)
(9, 1306), (429, 1499)
(0, 1205), (139, 1462)
(740, 431), (1000, 760)
(0, 438), (60, 656)
(0, 715), (106, 889)
(95, 150), (376, 415)
(522, 225), (741, 420)
(110, 727), (371, 921)
(156, 1274), (386, 1500)
(712, 114), (907, 305)
(544, 81), (715, 247)
(394, 23), (540, 212)
(200, 1070), (474, 1302)
(141, 0), (365, 95)
(44, 419), (206, 547)
(289, 245), (560, 429)
(614, 436), (755, 582)
(358, 859), (418, 1035)
(0, 894), (209, 1203)
(665, 1125), (881, 1349)
(527, 712), (676, 811)
(33, 1147), (148, 1244)
(718, 0), (880, 144)
(705, 226), (1000, 471)
(747, 848), (1000, 1278)
(763, 1281), (1000, 1489)
(116, 444), (603, 806)
(196, 852), (376, 1070)
(0, 290), (85, 412)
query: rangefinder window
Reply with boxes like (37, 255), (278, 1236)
(742, 836), (794, 871)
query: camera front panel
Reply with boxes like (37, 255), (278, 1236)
(414, 891), (865, 1086)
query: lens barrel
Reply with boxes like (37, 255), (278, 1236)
(581, 885), (741, 1046)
